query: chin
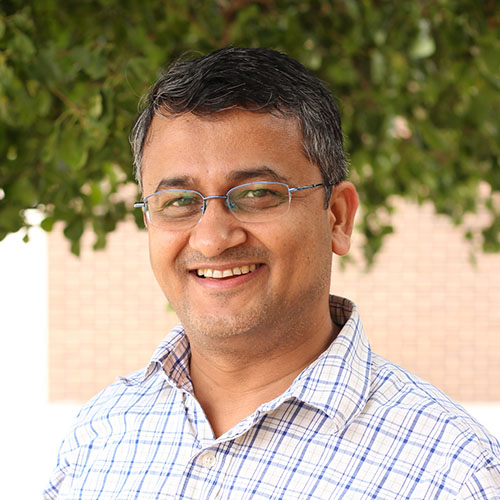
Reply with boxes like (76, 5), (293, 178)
(184, 313), (253, 339)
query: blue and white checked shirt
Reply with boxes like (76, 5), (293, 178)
(45, 296), (500, 499)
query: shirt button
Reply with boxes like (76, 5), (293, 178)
(200, 451), (217, 468)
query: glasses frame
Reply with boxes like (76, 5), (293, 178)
(134, 180), (332, 227)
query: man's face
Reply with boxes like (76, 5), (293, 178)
(141, 110), (339, 347)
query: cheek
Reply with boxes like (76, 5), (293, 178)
(148, 230), (185, 287)
(280, 215), (332, 270)
(270, 222), (326, 268)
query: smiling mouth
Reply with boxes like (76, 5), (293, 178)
(195, 264), (260, 279)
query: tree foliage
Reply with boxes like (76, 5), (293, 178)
(1, 0), (499, 262)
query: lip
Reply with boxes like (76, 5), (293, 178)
(189, 263), (265, 289)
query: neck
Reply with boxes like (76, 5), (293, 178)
(189, 303), (338, 437)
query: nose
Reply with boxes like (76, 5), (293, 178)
(189, 198), (247, 258)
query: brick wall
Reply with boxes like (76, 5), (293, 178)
(48, 198), (500, 402)
(332, 198), (500, 401)
(48, 221), (179, 401)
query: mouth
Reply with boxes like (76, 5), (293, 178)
(193, 264), (261, 279)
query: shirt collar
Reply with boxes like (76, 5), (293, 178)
(120, 295), (372, 431)
(119, 325), (192, 390)
(286, 296), (371, 429)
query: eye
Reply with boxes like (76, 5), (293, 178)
(242, 188), (273, 198)
(165, 195), (198, 207)
(230, 183), (288, 211)
(148, 191), (202, 218)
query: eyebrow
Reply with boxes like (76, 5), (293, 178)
(154, 176), (195, 192)
(154, 166), (289, 193)
(228, 167), (289, 184)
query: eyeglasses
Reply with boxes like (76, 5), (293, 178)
(134, 181), (331, 229)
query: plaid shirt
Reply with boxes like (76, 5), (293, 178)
(45, 296), (500, 499)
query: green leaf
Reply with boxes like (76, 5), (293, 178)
(88, 94), (103, 119)
(370, 50), (385, 84)
(410, 20), (436, 59)
(8, 176), (38, 206)
(70, 239), (81, 256)
(58, 128), (88, 170)
(63, 218), (84, 241)
(10, 32), (36, 62)
(41, 216), (55, 232)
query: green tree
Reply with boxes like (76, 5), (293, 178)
(1, 0), (499, 262)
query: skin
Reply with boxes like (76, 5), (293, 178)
(141, 110), (358, 436)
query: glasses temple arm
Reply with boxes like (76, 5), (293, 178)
(289, 182), (332, 193)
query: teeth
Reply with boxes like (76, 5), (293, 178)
(196, 264), (259, 279)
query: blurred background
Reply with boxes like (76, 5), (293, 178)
(1, 1), (499, 498)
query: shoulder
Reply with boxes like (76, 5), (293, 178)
(77, 366), (171, 425)
(369, 353), (499, 446)
(57, 366), (176, 458)
(367, 353), (500, 481)
(44, 368), (177, 498)
(72, 325), (190, 428)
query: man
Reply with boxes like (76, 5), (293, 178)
(45, 47), (500, 499)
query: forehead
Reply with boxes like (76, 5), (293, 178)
(141, 110), (317, 193)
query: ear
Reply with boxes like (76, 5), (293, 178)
(327, 181), (359, 256)
(142, 209), (150, 229)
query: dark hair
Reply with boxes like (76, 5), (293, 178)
(130, 47), (347, 199)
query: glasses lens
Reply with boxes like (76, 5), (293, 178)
(146, 190), (203, 228)
(228, 182), (290, 222)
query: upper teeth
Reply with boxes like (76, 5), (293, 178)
(197, 264), (257, 278)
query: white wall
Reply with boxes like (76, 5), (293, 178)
(0, 211), (48, 404)
(0, 212), (56, 499)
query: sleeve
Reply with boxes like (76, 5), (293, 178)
(456, 465), (500, 500)
(43, 438), (73, 499)
(41, 379), (136, 498)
